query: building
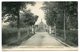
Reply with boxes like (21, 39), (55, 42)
(35, 19), (48, 32)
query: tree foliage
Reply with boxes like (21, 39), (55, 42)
(2, 2), (37, 40)
(20, 10), (38, 27)
(2, 2), (35, 17)
(42, 2), (78, 29)
(2, 2), (36, 27)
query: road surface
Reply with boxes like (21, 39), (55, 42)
(3, 32), (78, 51)
(20, 32), (66, 47)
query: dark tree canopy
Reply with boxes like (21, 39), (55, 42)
(2, 2), (36, 28)
(42, 2), (78, 29)
(2, 2), (35, 17)
(21, 11), (38, 26)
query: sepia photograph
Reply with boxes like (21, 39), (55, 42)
(2, 1), (78, 51)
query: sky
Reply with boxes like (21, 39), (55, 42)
(27, 2), (46, 25)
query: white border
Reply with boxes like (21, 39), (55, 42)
(0, 0), (79, 52)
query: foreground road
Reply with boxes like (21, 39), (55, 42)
(3, 32), (78, 51)
(20, 32), (66, 47)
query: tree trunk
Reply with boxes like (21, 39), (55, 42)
(49, 26), (51, 34)
(32, 25), (35, 34)
(34, 25), (35, 34)
(18, 29), (20, 40)
(31, 25), (34, 34)
(54, 23), (56, 37)
(66, 16), (70, 30)
(17, 10), (21, 40)
(64, 10), (66, 40)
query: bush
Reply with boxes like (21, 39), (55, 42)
(56, 29), (64, 38)
(56, 29), (78, 46)
(2, 27), (34, 45)
(2, 27), (18, 44)
(66, 30), (78, 45)
(20, 27), (32, 36)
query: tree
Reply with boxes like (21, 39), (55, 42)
(42, 2), (78, 40)
(42, 2), (58, 36)
(2, 2), (35, 40)
(20, 10), (38, 27)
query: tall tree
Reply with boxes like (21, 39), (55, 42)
(42, 2), (78, 40)
(2, 2), (35, 40)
